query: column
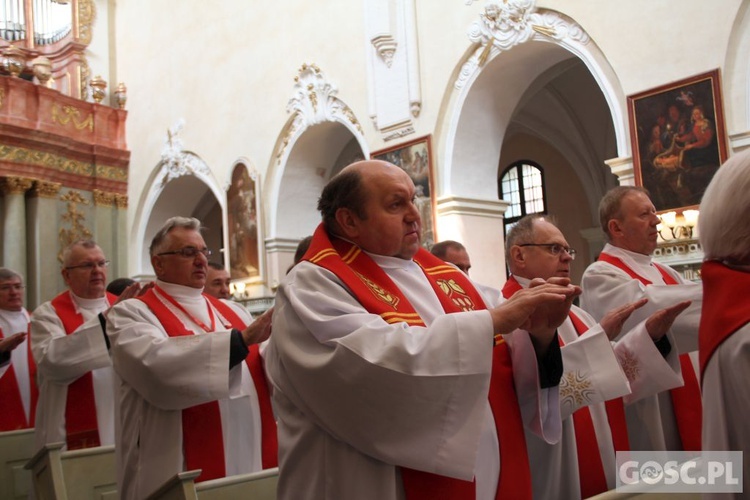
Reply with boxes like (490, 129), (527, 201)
(113, 193), (129, 280)
(1, 176), (34, 298)
(435, 195), (509, 287)
(93, 189), (116, 275)
(26, 180), (62, 309)
(605, 156), (635, 186)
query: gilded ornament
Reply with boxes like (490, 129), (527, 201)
(93, 189), (116, 207)
(0, 88), (5, 108)
(52, 104), (94, 132)
(31, 180), (62, 199)
(90, 75), (107, 104)
(0, 176), (34, 194)
(114, 194), (128, 208)
(77, 0), (96, 45)
(114, 82), (128, 109)
(2, 45), (26, 78)
(58, 190), (92, 263)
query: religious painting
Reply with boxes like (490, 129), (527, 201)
(372, 135), (436, 247)
(227, 164), (262, 280)
(628, 69), (728, 213)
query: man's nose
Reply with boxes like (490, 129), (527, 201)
(405, 200), (420, 221)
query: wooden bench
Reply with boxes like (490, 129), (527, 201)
(148, 467), (279, 500)
(0, 428), (35, 499)
(25, 442), (117, 500)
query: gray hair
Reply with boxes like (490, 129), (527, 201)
(599, 186), (650, 239)
(699, 150), (750, 264)
(61, 239), (99, 267)
(0, 267), (22, 283)
(505, 214), (551, 256)
(149, 217), (202, 256)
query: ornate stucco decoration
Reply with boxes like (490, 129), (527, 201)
(93, 189), (117, 207)
(30, 180), (62, 199)
(0, 176), (34, 195)
(277, 64), (364, 164)
(77, 0), (96, 46)
(58, 189), (92, 262)
(371, 34), (398, 67)
(456, 0), (589, 89)
(159, 120), (211, 186)
(52, 104), (94, 132)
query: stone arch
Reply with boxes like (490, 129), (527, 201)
(724, 0), (750, 151)
(263, 64), (368, 286)
(434, 2), (626, 284)
(131, 142), (224, 279)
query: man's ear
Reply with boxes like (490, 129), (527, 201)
(335, 208), (360, 239)
(607, 218), (622, 238)
(509, 245), (526, 269)
(151, 255), (163, 275)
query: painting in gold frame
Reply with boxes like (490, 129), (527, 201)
(628, 69), (728, 213)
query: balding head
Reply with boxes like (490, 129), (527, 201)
(319, 160), (422, 259)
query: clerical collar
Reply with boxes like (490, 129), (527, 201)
(367, 251), (421, 271)
(603, 243), (654, 267)
(511, 275), (532, 288)
(0, 308), (28, 322)
(155, 279), (204, 301)
(70, 292), (109, 310)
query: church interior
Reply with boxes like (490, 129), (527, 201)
(0, 0), (749, 497)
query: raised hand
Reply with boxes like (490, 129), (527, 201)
(0, 332), (26, 354)
(241, 307), (274, 347)
(600, 298), (649, 340)
(645, 300), (692, 341)
(491, 278), (579, 346)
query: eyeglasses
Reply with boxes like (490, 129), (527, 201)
(0, 284), (24, 293)
(65, 260), (111, 271)
(157, 247), (212, 259)
(518, 243), (577, 260)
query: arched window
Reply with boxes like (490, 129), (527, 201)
(499, 160), (546, 235)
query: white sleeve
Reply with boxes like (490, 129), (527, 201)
(30, 302), (110, 384)
(581, 262), (702, 353)
(265, 263), (494, 481)
(107, 299), (232, 411)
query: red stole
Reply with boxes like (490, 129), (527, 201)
(698, 261), (750, 379)
(0, 321), (38, 430)
(204, 295), (279, 469)
(503, 277), (629, 497)
(51, 291), (115, 450)
(138, 288), (227, 482)
(597, 252), (702, 451)
(304, 224), (532, 500)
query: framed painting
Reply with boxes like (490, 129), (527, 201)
(227, 164), (262, 281)
(627, 69), (728, 213)
(372, 135), (436, 247)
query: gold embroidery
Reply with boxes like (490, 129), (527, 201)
(355, 272), (400, 309)
(436, 278), (475, 311)
(560, 370), (594, 408)
(617, 346), (640, 383)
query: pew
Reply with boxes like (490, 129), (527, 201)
(25, 442), (117, 500)
(0, 428), (35, 499)
(148, 467), (279, 500)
